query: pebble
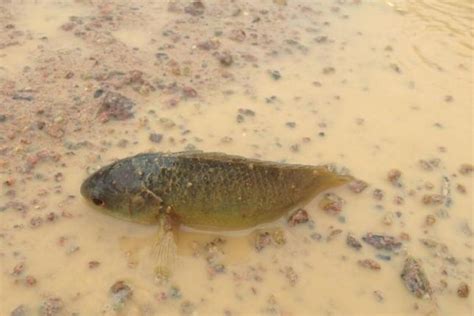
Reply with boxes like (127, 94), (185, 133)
(348, 179), (368, 193)
(283, 266), (298, 286)
(372, 189), (384, 200)
(387, 169), (402, 186)
(319, 193), (344, 214)
(180, 300), (196, 316)
(422, 194), (444, 205)
(88, 260), (100, 269)
(346, 234), (362, 250)
(12, 262), (25, 275)
(184, 1), (205, 16)
(287, 208), (309, 226)
(425, 215), (436, 226)
(327, 228), (343, 242)
(373, 290), (384, 302)
(11, 305), (28, 316)
(269, 70), (281, 80)
(382, 212), (394, 225)
(39, 297), (64, 316)
(358, 259), (381, 270)
(362, 233), (402, 251)
(401, 256), (432, 299)
(218, 51), (233, 66)
(29, 216), (43, 228)
(110, 280), (133, 312)
(457, 282), (470, 298)
(459, 163), (473, 175)
(149, 133), (163, 143)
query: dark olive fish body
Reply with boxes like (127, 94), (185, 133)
(81, 152), (350, 230)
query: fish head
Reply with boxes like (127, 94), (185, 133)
(80, 159), (159, 224)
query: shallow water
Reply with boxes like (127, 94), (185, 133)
(0, 1), (472, 315)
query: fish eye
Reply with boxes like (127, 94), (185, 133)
(92, 198), (105, 207)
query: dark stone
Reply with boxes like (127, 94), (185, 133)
(97, 92), (135, 122)
(93, 89), (104, 98)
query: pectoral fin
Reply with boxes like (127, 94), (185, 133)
(151, 215), (177, 280)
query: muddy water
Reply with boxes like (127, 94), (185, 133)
(0, 1), (472, 315)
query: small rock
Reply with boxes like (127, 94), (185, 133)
(373, 290), (384, 302)
(382, 212), (394, 225)
(93, 89), (104, 98)
(12, 262), (25, 275)
(88, 261), (100, 269)
(197, 39), (220, 50)
(285, 122), (296, 128)
(362, 233), (402, 251)
(310, 232), (322, 241)
(268, 70), (281, 80)
(422, 159), (441, 171)
(218, 51), (233, 66)
(0, 114), (6, 122)
(401, 257), (432, 299)
(393, 196), (404, 205)
(348, 179), (368, 193)
(287, 208), (309, 226)
(283, 266), (298, 286)
(425, 215), (436, 226)
(444, 95), (453, 102)
(390, 63), (401, 73)
(289, 144), (299, 152)
(387, 169), (401, 185)
(400, 232), (411, 241)
(238, 108), (255, 116)
(97, 91), (135, 122)
(182, 86), (197, 98)
(110, 281), (133, 312)
(236, 114), (245, 123)
(346, 233), (362, 250)
(322, 67), (335, 75)
(376, 254), (391, 261)
(422, 194), (444, 205)
(25, 275), (37, 286)
(319, 193), (344, 214)
(459, 163), (473, 175)
(327, 228), (343, 241)
(255, 229), (286, 252)
(159, 117), (176, 129)
(11, 305), (28, 316)
(372, 189), (384, 200)
(184, 1), (205, 16)
(229, 29), (246, 42)
(457, 282), (469, 298)
(39, 297), (64, 316)
(46, 212), (57, 222)
(180, 300), (196, 316)
(358, 259), (381, 270)
(220, 136), (233, 143)
(30, 216), (43, 228)
(149, 133), (163, 143)
(456, 184), (466, 194)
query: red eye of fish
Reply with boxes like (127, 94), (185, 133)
(92, 198), (105, 206)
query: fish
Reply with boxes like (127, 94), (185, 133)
(80, 151), (352, 278)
